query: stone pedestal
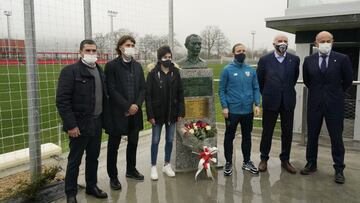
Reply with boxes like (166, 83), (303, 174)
(171, 68), (217, 172)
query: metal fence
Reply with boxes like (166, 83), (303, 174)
(299, 81), (359, 140)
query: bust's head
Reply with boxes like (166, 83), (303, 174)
(184, 34), (202, 56)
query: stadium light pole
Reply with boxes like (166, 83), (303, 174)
(4, 11), (12, 54)
(23, 0), (41, 183)
(108, 10), (118, 59)
(251, 30), (256, 60)
(169, 0), (174, 52)
(83, 0), (92, 39)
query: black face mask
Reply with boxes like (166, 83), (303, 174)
(234, 53), (246, 63)
(161, 59), (172, 68)
(275, 43), (288, 54)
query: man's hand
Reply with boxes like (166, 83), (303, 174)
(222, 108), (229, 119)
(68, 127), (81, 138)
(254, 106), (261, 117)
(149, 118), (156, 125)
(128, 104), (139, 115)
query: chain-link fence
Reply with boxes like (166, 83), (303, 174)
(0, 0), (169, 181)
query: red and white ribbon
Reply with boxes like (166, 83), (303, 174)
(194, 146), (218, 181)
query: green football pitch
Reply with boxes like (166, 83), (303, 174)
(0, 63), (263, 154)
(0, 63), (226, 154)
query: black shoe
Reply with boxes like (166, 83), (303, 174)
(126, 169), (145, 180)
(300, 163), (317, 175)
(224, 162), (233, 176)
(335, 171), (345, 184)
(67, 196), (77, 203)
(85, 186), (108, 199)
(242, 161), (259, 174)
(110, 177), (122, 190)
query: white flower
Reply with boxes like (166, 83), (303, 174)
(182, 128), (188, 134)
(205, 126), (211, 131)
(189, 129), (195, 134)
(194, 126), (198, 130)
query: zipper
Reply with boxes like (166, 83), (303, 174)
(167, 72), (173, 125)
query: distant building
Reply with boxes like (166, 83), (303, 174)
(0, 39), (25, 60)
(266, 0), (360, 141)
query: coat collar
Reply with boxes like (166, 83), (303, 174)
(313, 51), (335, 75)
(77, 59), (103, 77)
(153, 63), (176, 83)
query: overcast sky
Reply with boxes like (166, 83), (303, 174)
(0, 0), (294, 51)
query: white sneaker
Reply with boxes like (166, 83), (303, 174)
(162, 164), (175, 177)
(151, 166), (158, 181)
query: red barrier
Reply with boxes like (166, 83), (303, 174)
(0, 59), (109, 65)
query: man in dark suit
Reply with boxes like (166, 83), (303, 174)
(301, 31), (353, 184)
(257, 34), (300, 174)
(105, 35), (146, 190)
(56, 39), (109, 203)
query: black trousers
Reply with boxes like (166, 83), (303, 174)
(107, 118), (139, 178)
(260, 109), (294, 161)
(306, 107), (345, 171)
(224, 113), (253, 163)
(65, 116), (102, 197)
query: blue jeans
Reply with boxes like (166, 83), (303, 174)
(151, 122), (176, 165)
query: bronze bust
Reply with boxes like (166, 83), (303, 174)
(177, 34), (207, 69)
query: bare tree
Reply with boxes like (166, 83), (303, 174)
(94, 29), (136, 59)
(108, 28), (136, 47)
(200, 26), (229, 59)
(138, 34), (180, 61)
(215, 32), (230, 58)
(93, 33), (106, 54)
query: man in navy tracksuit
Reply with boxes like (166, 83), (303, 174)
(219, 43), (261, 176)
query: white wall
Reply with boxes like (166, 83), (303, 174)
(285, 1), (360, 17)
(354, 50), (360, 140)
(293, 43), (310, 133)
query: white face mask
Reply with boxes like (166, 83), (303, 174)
(83, 54), (97, 64)
(318, 43), (332, 55)
(123, 47), (136, 58)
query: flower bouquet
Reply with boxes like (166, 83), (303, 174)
(181, 120), (217, 150)
(181, 120), (218, 180)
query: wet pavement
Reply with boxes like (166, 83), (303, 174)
(54, 130), (360, 203)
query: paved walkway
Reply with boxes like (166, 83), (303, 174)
(53, 131), (360, 203)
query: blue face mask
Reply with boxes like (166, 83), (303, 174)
(235, 53), (246, 63)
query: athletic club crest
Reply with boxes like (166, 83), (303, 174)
(245, 71), (250, 77)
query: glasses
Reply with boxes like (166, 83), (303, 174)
(84, 49), (97, 53)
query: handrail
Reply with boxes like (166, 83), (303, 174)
(213, 79), (360, 85)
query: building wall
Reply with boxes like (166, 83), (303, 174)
(286, 1), (360, 17)
(354, 50), (360, 140)
(293, 43), (310, 134)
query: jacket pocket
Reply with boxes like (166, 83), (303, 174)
(74, 112), (94, 136)
(75, 77), (91, 95)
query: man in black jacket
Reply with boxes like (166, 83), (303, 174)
(301, 31), (353, 184)
(105, 35), (146, 189)
(256, 34), (300, 174)
(56, 39), (108, 203)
